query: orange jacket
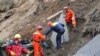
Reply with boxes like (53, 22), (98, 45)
(65, 9), (76, 28)
(32, 30), (46, 43)
(32, 30), (46, 56)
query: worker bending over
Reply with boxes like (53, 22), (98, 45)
(46, 21), (65, 49)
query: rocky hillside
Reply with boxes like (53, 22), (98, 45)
(0, 0), (69, 41)
(0, 0), (100, 56)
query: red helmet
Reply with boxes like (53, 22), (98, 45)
(36, 25), (43, 30)
(47, 21), (52, 26)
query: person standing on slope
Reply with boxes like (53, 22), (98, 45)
(32, 25), (46, 56)
(47, 6), (77, 31)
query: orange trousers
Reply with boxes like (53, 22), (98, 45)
(33, 42), (44, 56)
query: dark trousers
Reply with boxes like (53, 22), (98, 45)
(56, 33), (63, 49)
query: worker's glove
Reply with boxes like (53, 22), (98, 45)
(10, 51), (16, 56)
(27, 51), (30, 54)
(26, 51), (33, 56)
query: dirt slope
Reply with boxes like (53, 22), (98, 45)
(0, 0), (67, 41)
(0, 0), (39, 40)
(0, 0), (100, 56)
(44, 0), (100, 56)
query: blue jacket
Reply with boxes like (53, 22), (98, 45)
(46, 22), (65, 36)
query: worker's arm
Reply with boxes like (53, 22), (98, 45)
(47, 10), (63, 20)
(72, 14), (76, 28)
(39, 33), (46, 41)
(45, 28), (52, 36)
(70, 10), (76, 28)
(22, 46), (30, 54)
(26, 50), (33, 56)
(42, 35), (46, 41)
(6, 45), (16, 56)
(22, 47), (31, 56)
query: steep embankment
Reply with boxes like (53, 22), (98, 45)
(0, 0), (100, 56)
(45, 0), (100, 56)
(0, 0), (67, 41)
(0, 0), (39, 40)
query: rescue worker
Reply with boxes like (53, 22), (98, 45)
(6, 34), (30, 56)
(46, 21), (65, 49)
(47, 6), (77, 30)
(32, 25), (46, 56)
(63, 6), (77, 28)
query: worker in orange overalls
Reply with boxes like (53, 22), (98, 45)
(63, 6), (77, 28)
(46, 6), (77, 31)
(32, 25), (46, 56)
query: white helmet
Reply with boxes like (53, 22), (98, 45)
(14, 34), (21, 39)
(63, 6), (68, 10)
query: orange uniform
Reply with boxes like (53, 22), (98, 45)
(32, 30), (46, 56)
(65, 9), (76, 28)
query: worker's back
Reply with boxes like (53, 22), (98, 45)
(65, 9), (75, 23)
(51, 22), (65, 34)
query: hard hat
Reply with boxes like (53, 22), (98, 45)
(36, 25), (43, 30)
(47, 21), (52, 26)
(63, 6), (68, 10)
(14, 34), (21, 39)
